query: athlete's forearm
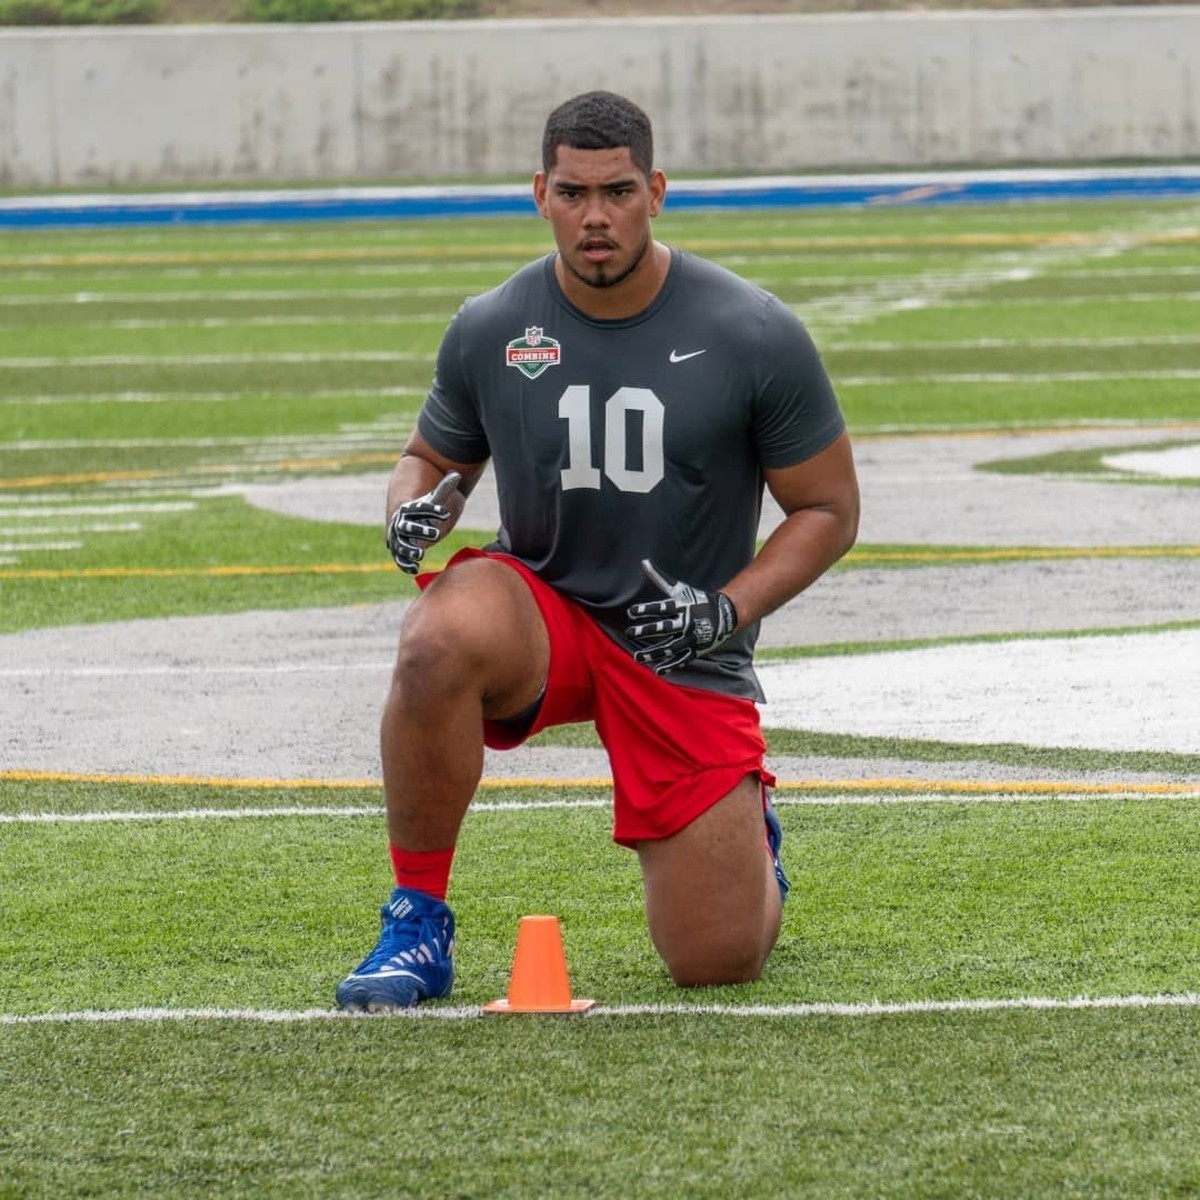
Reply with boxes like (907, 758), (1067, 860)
(385, 451), (469, 533)
(723, 500), (858, 629)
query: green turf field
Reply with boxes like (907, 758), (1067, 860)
(2, 196), (1200, 1196)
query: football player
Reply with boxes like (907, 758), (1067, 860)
(336, 90), (859, 1010)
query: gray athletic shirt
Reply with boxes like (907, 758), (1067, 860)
(417, 247), (846, 701)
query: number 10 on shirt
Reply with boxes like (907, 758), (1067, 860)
(558, 385), (665, 494)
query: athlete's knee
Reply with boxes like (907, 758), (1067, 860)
(393, 604), (480, 689)
(391, 558), (544, 700)
(662, 934), (768, 989)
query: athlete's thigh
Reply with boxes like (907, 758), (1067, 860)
(404, 553), (550, 720)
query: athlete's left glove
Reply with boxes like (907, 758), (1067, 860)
(625, 558), (738, 675)
(385, 471), (461, 574)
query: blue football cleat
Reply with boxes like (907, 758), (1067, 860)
(335, 886), (455, 1012)
(763, 793), (790, 903)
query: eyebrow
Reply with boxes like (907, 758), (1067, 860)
(553, 177), (639, 192)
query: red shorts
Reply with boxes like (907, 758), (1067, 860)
(418, 547), (774, 846)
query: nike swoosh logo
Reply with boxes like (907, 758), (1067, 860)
(669, 348), (708, 363)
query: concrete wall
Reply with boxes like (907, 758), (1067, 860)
(2, 8), (1199, 187)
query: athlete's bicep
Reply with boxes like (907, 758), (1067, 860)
(764, 431), (860, 535)
(400, 428), (489, 498)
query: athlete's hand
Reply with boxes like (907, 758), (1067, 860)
(625, 559), (738, 675)
(385, 471), (462, 574)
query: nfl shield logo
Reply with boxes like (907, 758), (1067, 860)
(505, 327), (562, 379)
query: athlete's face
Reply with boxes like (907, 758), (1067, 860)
(534, 145), (666, 301)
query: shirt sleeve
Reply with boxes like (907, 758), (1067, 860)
(751, 296), (846, 469)
(416, 304), (492, 464)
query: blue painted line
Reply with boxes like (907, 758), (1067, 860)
(3, 168), (1200, 228)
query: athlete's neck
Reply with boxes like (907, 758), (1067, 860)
(554, 240), (672, 320)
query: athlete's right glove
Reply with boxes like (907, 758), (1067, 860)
(624, 559), (738, 675)
(385, 471), (461, 574)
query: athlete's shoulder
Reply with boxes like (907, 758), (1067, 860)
(673, 249), (786, 318)
(670, 248), (801, 343)
(458, 255), (554, 326)
(673, 249), (771, 299)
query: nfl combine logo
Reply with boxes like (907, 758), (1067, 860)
(505, 327), (562, 379)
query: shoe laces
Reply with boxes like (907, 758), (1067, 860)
(359, 905), (449, 974)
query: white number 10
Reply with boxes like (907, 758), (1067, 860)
(558, 385), (665, 494)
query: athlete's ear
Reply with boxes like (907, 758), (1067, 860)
(648, 168), (667, 218)
(533, 171), (550, 219)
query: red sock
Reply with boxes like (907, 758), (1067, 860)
(389, 844), (456, 901)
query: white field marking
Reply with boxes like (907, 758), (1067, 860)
(776, 264), (1200, 281)
(7, 432), (409, 451)
(8, 434), (388, 448)
(0, 259), (523, 283)
(860, 418), (1200, 435)
(0, 386), (425, 407)
(100, 315), (449, 330)
(800, 208), (1200, 329)
(0, 661), (391, 679)
(0, 285), (469, 306)
(857, 291), (1200, 312)
(6, 329), (1198, 362)
(0, 265), (1192, 315)
(0, 523), (140, 535)
(829, 333), (1200, 351)
(1104, 445), (1200, 479)
(3, 992), (1200, 1026)
(0, 502), (194, 516)
(0, 492), (79, 503)
(839, 369), (1200, 386)
(0, 801), (608, 824)
(0, 807), (384, 824)
(4, 789), (1197, 825)
(0, 540), (81, 552)
(0, 352), (433, 369)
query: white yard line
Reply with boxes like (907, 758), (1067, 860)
(838, 369), (1200, 385)
(0, 502), (194, 516)
(0, 386), (424, 407)
(829, 334), (1200, 351)
(0, 661), (391, 678)
(800, 208), (1200, 330)
(0, 523), (141, 535)
(4, 787), (1196, 824)
(0, 540), (81, 552)
(3, 992), (1199, 1026)
(858, 291), (1200, 309)
(0, 352), (432, 368)
(0, 259), (521, 282)
(0, 285), (469, 305)
(7, 433), (407, 451)
(99, 315), (447, 329)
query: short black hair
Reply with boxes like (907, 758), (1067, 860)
(541, 91), (654, 178)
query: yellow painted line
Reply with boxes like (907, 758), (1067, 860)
(0, 452), (396, 491)
(2, 769), (1196, 798)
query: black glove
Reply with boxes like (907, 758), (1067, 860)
(625, 559), (738, 675)
(385, 471), (461, 574)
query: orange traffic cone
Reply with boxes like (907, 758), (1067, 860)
(483, 915), (595, 1014)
